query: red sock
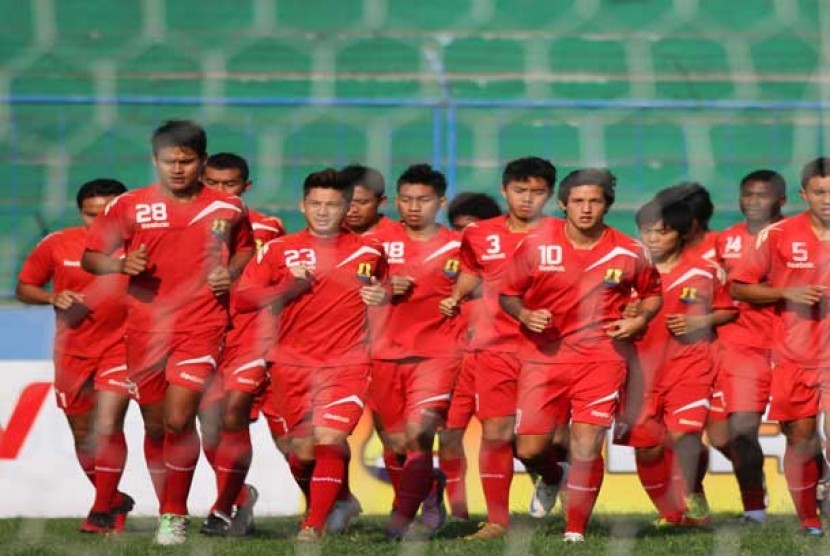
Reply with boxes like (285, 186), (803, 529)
(440, 455), (468, 519)
(76, 444), (96, 486)
(784, 446), (821, 528)
(384, 449), (405, 494)
(480, 439), (513, 526)
(694, 449), (709, 494)
(288, 453), (315, 508)
(391, 451), (434, 526)
(160, 429), (200, 516)
(143, 435), (166, 507)
(636, 450), (683, 520)
(212, 429), (252, 515)
(92, 432), (128, 513)
(566, 456), (604, 535)
(303, 444), (346, 532)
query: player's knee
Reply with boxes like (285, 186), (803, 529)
(481, 417), (515, 441)
(635, 445), (663, 463)
(515, 440), (544, 462)
(438, 431), (465, 459)
(164, 414), (195, 435)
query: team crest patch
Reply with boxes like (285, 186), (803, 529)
(357, 262), (373, 283)
(679, 287), (697, 304)
(603, 268), (622, 286)
(444, 259), (460, 279)
(210, 218), (230, 240)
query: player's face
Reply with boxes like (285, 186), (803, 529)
(559, 184), (608, 233)
(202, 166), (250, 197)
(153, 146), (203, 195)
(301, 187), (349, 236)
(451, 214), (479, 231)
(639, 220), (682, 262)
(801, 176), (830, 225)
(740, 180), (783, 224)
(396, 183), (444, 230)
(502, 177), (551, 222)
(346, 185), (385, 233)
(79, 195), (117, 227)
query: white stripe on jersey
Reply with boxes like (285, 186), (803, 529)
(335, 246), (382, 268)
(187, 200), (242, 226)
(664, 268), (714, 291)
(423, 241), (461, 262)
(584, 246), (639, 271)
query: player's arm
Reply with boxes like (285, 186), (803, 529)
(17, 237), (85, 309)
(235, 244), (311, 313)
(208, 209), (256, 295)
(439, 271), (482, 317)
(665, 308), (737, 336)
(730, 281), (826, 306)
(605, 294), (661, 340)
(499, 294), (551, 333)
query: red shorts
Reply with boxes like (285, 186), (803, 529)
(708, 369), (727, 422)
(516, 360), (625, 434)
(471, 350), (520, 421)
(717, 344), (773, 415)
(370, 358), (460, 434)
(446, 354), (475, 430)
(126, 327), (224, 405)
(200, 340), (270, 407)
(768, 363), (830, 422)
(54, 345), (132, 415)
(255, 381), (288, 437)
(618, 379), (713, 448)
(269, 364), (369, 438)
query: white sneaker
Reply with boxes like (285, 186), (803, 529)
(154, 513), (189, 545)
(325, 495), (362, 534)
(563, 531), (585, 543)
(529, 462), (569, 518)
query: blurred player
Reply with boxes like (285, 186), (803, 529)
(16, 179), (135, 534)
(655, 183), (718, 261)
(439, 158), (561, 539)
(439, 190), (502, 521)
(370, 164), (465, 540)
(620, 199), (736, 526)
(731, 157), (830, 536)
(82, 120), (254, 545)
(500, 168), (662, 542)
(342, 164), (397, 237)
(236, 169), (386, 542)
(714, 170), (786, 523)
(199, 153), (284, 536)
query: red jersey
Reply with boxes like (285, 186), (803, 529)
(637, 252), (733, 378)
(237, 230), (386, 367)
(459, 215), (549, 352)
(225, 209), (286, 349)
(372, 225), (465, 360)
(732, 212), (830, 367)
(18, 226), (127, 357)
(715, 221), (778, 349)
(359, 215), (400, 242)
(85, 183), (253, 332)
(502, 219), (662, 364)
(686, 230), (719, 262)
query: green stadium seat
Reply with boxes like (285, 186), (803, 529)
(164, 2), (253, 48)
(585, 1), (673, 32)
(548, 38), (630, 98)
(69, 129), (150, 191)
(651, 38), (734, 99)
(224, 38), (313, 98)
(386, 1), (472, 29)
(0, 2), (33, 66)
(11, 53), (95, 96)
(276, 0), (363, 31)
(487, 0), (576, 29)
(117, 44), (202, 96)
(497, 115), (581, 166)
(696, 0), (774, 29)
(444, 38), (525, 74)
(54, 1), (142, 57)
(336, 38), (423, 97)
(390, 114), (442, 166)
(752, 33), (818, 74)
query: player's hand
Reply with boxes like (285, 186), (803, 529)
(439, 296), (462, 317)
(289, 263), (314, 282)
(51, 290), (85, 311)
(391, 275), (415, 296)
(519, 308), (552, 333)
(665, 314), (708, 336)
(604, 315), (647, 340)
(121, 244), (148, 276)
(207, 266), (232, 296)
(782, 285), (826, 306)
(622, 301), (640, 319)
(360, 277), (386, 306)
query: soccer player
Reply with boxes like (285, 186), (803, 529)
(439, 158), (561, 539)
(621, 198), (736, 526)
(500, 168), (662, 542)
(235, 168), (386, 542)
(342, 164), (398, 237)
(82, 120), (254, 545)
(714, 170), (786, 523)
(730, 157), (830, 536)
(439, 190), (502, 521)
(370, 164), (465, 540)
(16, 179), (135, 533)
(656, 183), (718, 260)
(198, 152), (284, 536)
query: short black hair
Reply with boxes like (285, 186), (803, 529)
(205, 152), (250, 181)
(655, 182), (713, 229)
(397, 163), (447, 197)
(800, 157), (830, 189)
(151, 119), (207, 158)
(502, 157), (557, 190)
(76, 178), (127, 209)
(636, 198), (694, 238)
(557, 168), (616, 207)
(448, 192), (502, 223)
(303, 168), (353, 202)
(740, 169), (786, 199)
(339, 165), (386, 198)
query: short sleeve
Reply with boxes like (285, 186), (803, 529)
(18, 235), (56, 286)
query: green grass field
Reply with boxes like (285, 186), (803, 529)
(1, 514), (828, 555)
